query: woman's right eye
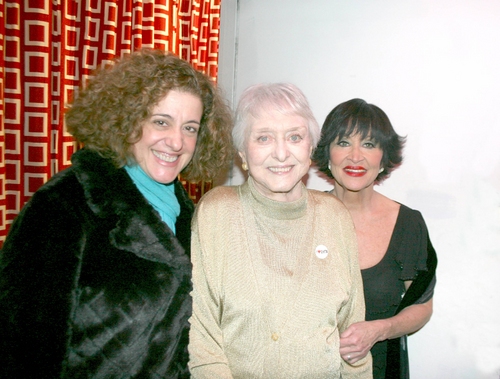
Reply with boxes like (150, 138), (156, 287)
(337, 140), (349, 147)
(154, 119), (168, 127)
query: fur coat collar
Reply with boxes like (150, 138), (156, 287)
(71, 148), (194, 270)
(0, 148), (195, 378)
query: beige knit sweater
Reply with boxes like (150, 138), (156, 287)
(188, 178), (372, 378)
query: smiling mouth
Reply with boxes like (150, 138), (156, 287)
(344, 166), (367, 176)
(345, 168), (366, 173)
(269, 166), (292, 173)
(153, 150), (179, 163)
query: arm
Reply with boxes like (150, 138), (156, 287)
(0, 179), (85, 377)
(337, 216), (373, 378)
(339, 286), (433, 363)
(188, 202), (233, 379)
(340, 230), (438, 363)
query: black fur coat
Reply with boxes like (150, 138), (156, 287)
(0, 149), (194, 378)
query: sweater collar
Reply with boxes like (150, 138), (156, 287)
(243, 176), (308, 220)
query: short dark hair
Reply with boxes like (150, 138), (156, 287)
(312, 98), (406, 182)
(65, 48), (234, 182)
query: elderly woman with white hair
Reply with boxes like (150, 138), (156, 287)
(188, 83), (372, 378)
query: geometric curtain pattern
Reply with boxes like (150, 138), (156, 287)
(0, 0), (222, 245)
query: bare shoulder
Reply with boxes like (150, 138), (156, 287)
(374, 191), (401, 217)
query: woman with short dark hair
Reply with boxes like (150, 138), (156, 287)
(313, 98), (437, 379)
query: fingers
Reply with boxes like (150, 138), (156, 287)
(339, 324), (356, 338)
(339, 340), (357, 360)
(343, 353), (359, 364)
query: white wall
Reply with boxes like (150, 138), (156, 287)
(218, 0), (500, 377)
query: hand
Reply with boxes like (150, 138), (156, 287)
(339, 320), (387, 364)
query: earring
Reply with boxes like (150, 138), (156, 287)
(379, 167), (384, 173)
(328, 163), (332, 171)
(242, 162), (248, 171)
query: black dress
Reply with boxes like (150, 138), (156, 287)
(361, 204), (437, 379)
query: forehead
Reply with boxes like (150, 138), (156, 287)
(249, 110), (308, 132)
(155, 89), (202, 107)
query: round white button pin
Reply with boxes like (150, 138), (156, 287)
(315, 245), (328, 259)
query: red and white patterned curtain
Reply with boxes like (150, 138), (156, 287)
(0, 0), (223, 246)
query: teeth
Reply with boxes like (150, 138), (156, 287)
(346, 169), (365, 173)
(269, 166), (292, 173)
(153, 150), (178, 163)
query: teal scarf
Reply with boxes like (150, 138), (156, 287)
(124, 165), (180, 234)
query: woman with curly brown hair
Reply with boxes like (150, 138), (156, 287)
(0, 49), (233, 378)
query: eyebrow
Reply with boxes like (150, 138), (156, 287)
(151, 113), (201, 124)
(252, 125), (307, 133)
(152, 113), (173, 118)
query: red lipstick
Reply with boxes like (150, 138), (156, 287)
(343, 166), (367, 177)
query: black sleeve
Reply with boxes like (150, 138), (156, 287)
(397, 234), (438, 311)
(0, 173), (88, 378)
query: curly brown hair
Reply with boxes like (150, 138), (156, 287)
(65, 49), (234, 182)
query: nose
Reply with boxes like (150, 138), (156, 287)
(165, 127), (183, 151)
(273, 138), (290, 162)
(348, 144), (363, 162)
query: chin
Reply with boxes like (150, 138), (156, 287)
(152, 174), (178, 184)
